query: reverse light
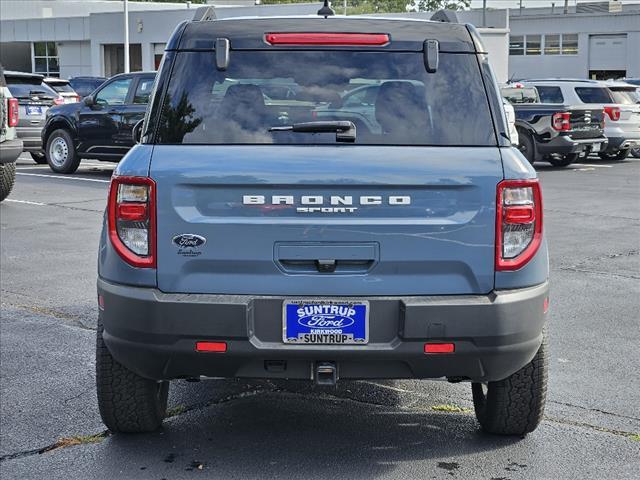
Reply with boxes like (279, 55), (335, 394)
(7, 98), (19, 127)
(496, 179), (543, 271)
(108, 176), (156, 268)
(424, 343), (455, 354)
(551, 112), (571, 131)
(604, 106), (620, 122)
(265, 32), (390, 46)
(196, 341), (227, 353)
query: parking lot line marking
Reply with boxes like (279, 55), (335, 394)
(4, 199), (47, 206)
(571, 164), (613, 168)
(16, 173), (110, 183)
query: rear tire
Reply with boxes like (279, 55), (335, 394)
(547, 153), (578, 167)
(516, 129), (535, 165)
(631, 147), (640, 159)
(96, 321), (169, 433)
(472, 328), (548, 436)
(46, 129), (81, 174)
(598, 149), (630, 161)
(0, 162), (17, 202)
(30, 151), (47, 164)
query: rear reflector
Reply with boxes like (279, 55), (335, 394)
(195, 341), (227, 353)
(265, 32), (390, 46)
(424, 343), (455, 354)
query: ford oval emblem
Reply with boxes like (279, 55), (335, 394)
(297, 315), (355, 329)
(172, 234), (207, 248)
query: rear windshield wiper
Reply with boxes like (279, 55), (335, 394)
(269, 121), (356, 143)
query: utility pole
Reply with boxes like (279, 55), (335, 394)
(519, 0), (523, 16)
(343, 0), (347, 16)
(124, 0), (130, 73)
(482, 0), (486, 27)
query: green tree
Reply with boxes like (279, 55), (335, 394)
(417, 0), (470, 11)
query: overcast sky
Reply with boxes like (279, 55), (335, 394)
(469, 0), (635, 8)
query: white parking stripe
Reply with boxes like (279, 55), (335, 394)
(16, 172), (110, 183)
(571, 163), (613, 168)
(4, 199), (47, 206)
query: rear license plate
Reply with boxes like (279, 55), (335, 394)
(591, 142), (601, 152)
(26, 106), (42, 115)
(283, 300), (369, 344)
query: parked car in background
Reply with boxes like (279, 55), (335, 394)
(43, 77), (80, 103)
(4, 71), (63, 164)
(1, 67), (23, 201)
(523, 79), (640, 161)
(42, 71), (155, 173)
(502, 98), (519, 146)
(501, 83), (606, 167)
(68, 76), (107, 98)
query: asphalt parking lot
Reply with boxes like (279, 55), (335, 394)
(1, 152), (639, 479)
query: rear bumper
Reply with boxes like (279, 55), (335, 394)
(16, 127), (43, 152)
(0, 138), (23, 164)
(98, 279), (549, 383)
(536, 134), (607, 156)
(604, 135), (640, 152)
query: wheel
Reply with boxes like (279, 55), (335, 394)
(598, 149), (630, 161)
(472, 328), (548, 436)
(0, 162), (17, 202)
(45, 129), (81, 174)
(547, 153), (578, 167)
(96, 321), (169, 433)
(631, 147), (640, 159)
(516, 129), (535, 165)
(30, 151), (47, 164)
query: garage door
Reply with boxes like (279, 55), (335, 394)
(589, 34), (627, 70)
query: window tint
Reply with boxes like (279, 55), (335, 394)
(501, 87), (539, 104)
(49, 83), (75, 93)
(70, 79), (106, 97)
(574, 87), (613, 104)
(156, 51), (495, 146)
(133, 77), (154, 104)
(535, 86), (564, 104)
(95, 78), (132, 106)
(343, 86), (378, 107)
(608, 89), (638, 105)
(6, 78), (58, 100)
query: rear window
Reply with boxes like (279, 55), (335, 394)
(69, 79), (105, 97)
(155, 50), (495, 146)
(6, 78), (58, 100)
(574, 87), (613, 104)
(48, 83), (75, 93)
(535, 86), (564, 104)
(608, 88), (639, 105)
(501, 86), (539, 104)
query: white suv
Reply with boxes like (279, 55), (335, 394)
(522, 79), (640, 161)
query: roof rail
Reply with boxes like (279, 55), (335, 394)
(193, 5), (215, 21)
(430, 10), (459, 23)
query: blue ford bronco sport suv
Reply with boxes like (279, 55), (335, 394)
(96, 13), (549, 436)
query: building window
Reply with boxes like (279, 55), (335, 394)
(544, 35), (560, 55)
(33, 42), (59, 77)
(562, 34), (579, 55)
(509, 35), (524, 56)
(525, 35), (542, 55)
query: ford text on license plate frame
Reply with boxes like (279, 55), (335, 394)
(282, 300), (369, 345)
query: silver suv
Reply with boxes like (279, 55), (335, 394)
(523, 79), (640, 161)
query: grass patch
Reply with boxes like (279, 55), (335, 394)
(430, 404), (472, 413)
(629, 434), (640, 442)
(47, 433), (107, 452)
(166, 404), (187, 417)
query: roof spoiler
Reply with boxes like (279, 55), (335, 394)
(193, 6), (215, 21)
(430, 10), (459, 23)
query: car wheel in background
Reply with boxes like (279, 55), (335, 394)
(46, 129), (81, 174)
(598, 149), (630, 161)
(0, 162), (17, 202)
(631, 147), (640, 159)
(96, 321), (169, 433)
(30, 151), (47, 164)
(516, 129), (535, 165)
(547, 153), (578, 167)
(472, 327), (548, 436)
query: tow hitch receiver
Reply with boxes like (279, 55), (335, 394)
(315, 361), (338, 386)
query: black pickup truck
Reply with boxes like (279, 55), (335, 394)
(501, 85), (607, 167)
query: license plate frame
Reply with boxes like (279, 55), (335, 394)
(282, 300), (369, 345)
(26, 106), (42, 116)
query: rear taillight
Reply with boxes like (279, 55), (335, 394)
(8, 98), (19, 127)
(265, 32), (390, 46)
(551, 112), (571, 131)
(604, 106), (620, 121)
(53, 96), (65, 105)
(108, 176), (156, 268)
(74, 95), (81, 103)
(496, 179), (543, 271)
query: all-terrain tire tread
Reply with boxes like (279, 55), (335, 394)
(0, 162), (16, 201)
